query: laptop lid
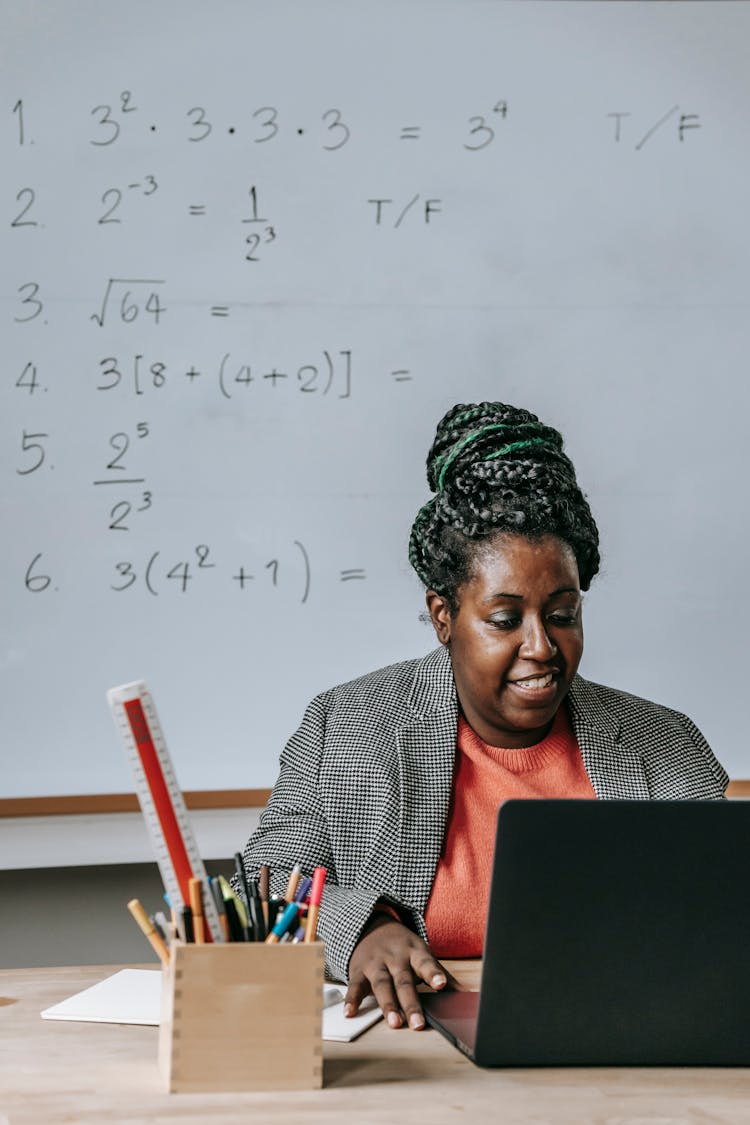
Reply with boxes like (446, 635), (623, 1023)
(426, 799), (750, 1067)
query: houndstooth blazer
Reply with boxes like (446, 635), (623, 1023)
(240, 645), (728, 982)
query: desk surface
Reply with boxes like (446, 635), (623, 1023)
(2, 962), (750, 1125)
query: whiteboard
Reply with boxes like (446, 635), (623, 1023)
(2, 0), (749, 798)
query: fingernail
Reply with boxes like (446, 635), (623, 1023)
(431, 973), (446, 987)
(343, 1003), (355, 1018)
(409, 1012), (425, 1030)
(387, 1011), (402, 1029)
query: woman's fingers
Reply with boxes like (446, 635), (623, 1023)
(394, 944), (454, 1028)
(368, 966), (409, 1028)
(343, 971), (372, 1017)
(345, 918), (452, 1030)
(410, 943), (449, 991)
(390, 965), (426, 1029)
(345, 964), (404, 1027)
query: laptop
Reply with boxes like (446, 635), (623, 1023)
(421, 799), (750, 1066)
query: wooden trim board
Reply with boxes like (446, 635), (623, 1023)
(2, 781), (749, 817)
(0, 790), (273, 817)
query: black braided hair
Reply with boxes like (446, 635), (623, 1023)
(408, 402), (600, 611)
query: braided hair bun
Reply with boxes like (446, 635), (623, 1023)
(408, 402), (600, 608)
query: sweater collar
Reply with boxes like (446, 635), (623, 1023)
(405, 651), (648, 800)
(407, 649), (620, 737)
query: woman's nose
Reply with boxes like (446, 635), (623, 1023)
(519, 617), (557, 660)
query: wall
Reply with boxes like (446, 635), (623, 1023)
(3, 0), (749, 801)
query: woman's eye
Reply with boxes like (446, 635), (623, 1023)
(489, 617), (519, 630)
(548, 613), (577, 626)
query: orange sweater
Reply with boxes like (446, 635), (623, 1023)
(424, 705), (596, 957)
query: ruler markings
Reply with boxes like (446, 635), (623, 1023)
(107, 680), (223, 943)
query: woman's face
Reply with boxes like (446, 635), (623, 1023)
(427, 534), (584, 748)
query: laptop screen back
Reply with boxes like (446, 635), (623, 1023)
(470, 799), (750, 1066)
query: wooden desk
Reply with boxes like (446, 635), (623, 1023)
(2, 962), (749, 1124)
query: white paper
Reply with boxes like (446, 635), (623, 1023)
(321, 984), (382, 1041)
(40, 969), (161, 1026)
(41, 969), (382, 1042)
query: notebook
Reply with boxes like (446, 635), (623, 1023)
(422, 799), (750, 1066)
(41, 969), (381, 1042)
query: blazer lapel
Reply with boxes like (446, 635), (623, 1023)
(385, 661), (652, 916)
(393, 647), (457, 913)
(567, 675), (651, 799)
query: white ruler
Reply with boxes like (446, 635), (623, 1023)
(107, 680), (223, 943)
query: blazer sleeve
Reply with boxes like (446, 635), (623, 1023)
(677, 712), (729, 796)
(238, 694), (396, 982)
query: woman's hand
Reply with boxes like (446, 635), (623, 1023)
(344, 913), (452, 1030)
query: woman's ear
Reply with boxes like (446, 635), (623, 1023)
(425, 590), (452, 645)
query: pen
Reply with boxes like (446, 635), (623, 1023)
(266, 895), (283, 929)
(173, 907), (186, 943)
(259, 864), (270, 927)
(219, 875), (251, 941)
(294, 875), (312, 903)
(188, 877), (205, 944)
(233, 852), (255, 941)
(209, 876), (229, 941)
(284, 863), (302, 903)
(247, 877), (266, 942)
(304, 866), (327, 943)
(127, 898), (170, 966)
(181, 903), (194, 944)
(265, 901), (300, 943)
(150, 912), (167, 941)
(153, 910), (171, 940)
(224, 897), (245, 941)
(163, 891), (177, 932)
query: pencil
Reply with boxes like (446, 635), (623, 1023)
(284, 863), (302, 903)
(127, 898), (170, 965)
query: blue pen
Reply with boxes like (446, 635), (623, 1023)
(265, 901), (300, 943)
(294, 875), (312, 903)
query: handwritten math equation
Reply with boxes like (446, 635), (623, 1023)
(12, 337), (383, 543)
(8, 95), (704, 247)
(14, 348), (412, 403)
(9, 259), (409, 597)
(22, 540), (366, 605)
(12, 93), (511, 152)
(11, 93), (702, 154)
(5, 86), (704, 606)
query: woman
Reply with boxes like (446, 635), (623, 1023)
(239, 401), (727, 1031)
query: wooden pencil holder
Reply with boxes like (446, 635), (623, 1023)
(159, 941), (325, 1093)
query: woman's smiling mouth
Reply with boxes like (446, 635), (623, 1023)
(505, 671), (560, 701)
(510, 672), (556, 690)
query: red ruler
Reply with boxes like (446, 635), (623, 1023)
(107, 680), (222, 943)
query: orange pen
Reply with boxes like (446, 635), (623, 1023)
(188, 877), (205, 944)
